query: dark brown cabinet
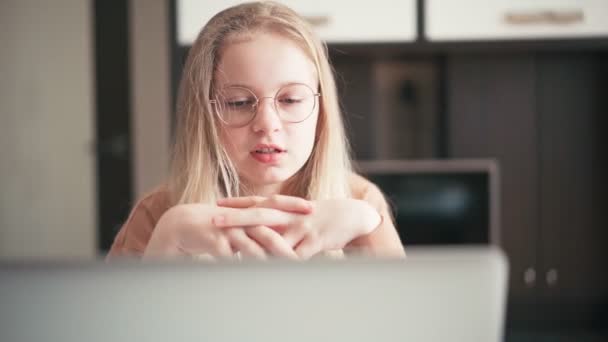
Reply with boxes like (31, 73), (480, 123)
(536, 55), (608, 325)
(447, 52), (608, 328)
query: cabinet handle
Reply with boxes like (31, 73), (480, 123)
(302, 15), (331, 28)
(524, 268), (536, 287)
(546, 268), (559, 287)
(504, 10), (584, 25)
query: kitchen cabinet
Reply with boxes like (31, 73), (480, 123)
(446, 52), (608, 327)
(425, 0), (608, 42)
(535, 55), (608, 326)
(176, 0), (416, 45)
(332, 58), (441, 160)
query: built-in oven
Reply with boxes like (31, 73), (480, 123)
(355, 159), (500, 246)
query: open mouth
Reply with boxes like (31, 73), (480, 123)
(254, 147), (285, 154)
(250, 144), (286, 164)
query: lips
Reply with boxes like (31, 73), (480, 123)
(250, 143), (286, 164)
(251, 143), (286, 154)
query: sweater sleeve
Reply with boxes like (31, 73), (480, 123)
(106, 190), (170, 259)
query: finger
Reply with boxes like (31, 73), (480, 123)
(282, 229), (304, 249)
(281, 220), (311, 248)
(262, 195), (313, 214)
(181, 234), (232, 259)
(216, 196), (266, 208)
(225, 228), (267, 259)
(217, 195), (313, 214)
(246, 226), (299, 260)
(211, 235), (235, 259)
(294, 236), (322, 260)
(212, 208), (293, 228)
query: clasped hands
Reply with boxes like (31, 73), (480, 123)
(145, 195), (381, 260)
(216, 195), (381, 260)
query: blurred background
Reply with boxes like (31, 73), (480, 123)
(1, 0), (607, 340)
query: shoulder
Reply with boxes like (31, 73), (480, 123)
(348, 172), (387, 206)
(134, 185), (172, 223)
(345, 172), (404, 257)
(106, 185), (172, 257)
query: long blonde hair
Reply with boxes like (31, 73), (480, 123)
(169, 1), (352, 204)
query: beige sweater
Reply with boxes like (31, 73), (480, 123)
(107, 173), (404, 259)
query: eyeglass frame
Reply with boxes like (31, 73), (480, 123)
(209, 82), (321, 127)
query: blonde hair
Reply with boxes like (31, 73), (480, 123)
(169, 1), (352, 204)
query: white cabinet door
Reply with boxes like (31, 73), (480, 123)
(425, 0), (608, 41)
(177, 0), (417, 45)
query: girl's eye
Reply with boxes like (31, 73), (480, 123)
(226, 99), (255, 108)
(279, 97), (303, 104)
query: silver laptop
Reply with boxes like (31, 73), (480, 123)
(0, 247), (508, 342)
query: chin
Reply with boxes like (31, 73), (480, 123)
(243, 167), (294, 186)
(260, 169), (294, 184)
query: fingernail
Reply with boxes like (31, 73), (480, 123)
(212, 216), (225, 226)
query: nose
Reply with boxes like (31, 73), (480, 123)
(251, 97), (282, 134)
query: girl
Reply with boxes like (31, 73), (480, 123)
(107, 1), (405, 260)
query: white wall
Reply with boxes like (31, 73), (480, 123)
(0, 0), (97, 258)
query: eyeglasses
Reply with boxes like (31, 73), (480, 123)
(210, 83), (321, 127)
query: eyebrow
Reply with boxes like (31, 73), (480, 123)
(222, 81), (315, 90)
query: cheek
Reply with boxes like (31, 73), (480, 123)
(220, 128), (245, 159)
(291, 114), (318, 157)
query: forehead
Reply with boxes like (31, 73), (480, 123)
(214, 32), (318, 92)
